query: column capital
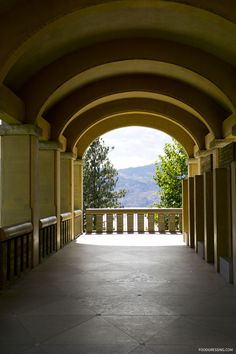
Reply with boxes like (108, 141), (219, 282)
(74, 159), (83, 166)
(60, 152), (76, 160)
(0, 123), (41, 137)
(209, 138), (236, 149)
(188, 158), (198, 164)
(39, 140), (63, 151)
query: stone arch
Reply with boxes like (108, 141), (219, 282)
(63, 97), (208, 154)
(44, 74), (229, 143)
(75, 113), (196, 158)
(19, 40), (235, 123)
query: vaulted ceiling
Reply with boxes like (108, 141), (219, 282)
(0, 0), (236, 157)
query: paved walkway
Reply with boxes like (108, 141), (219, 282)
(0, 234), (236, 354)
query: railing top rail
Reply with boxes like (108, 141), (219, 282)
(86, 208), (182, 214)
(39, 216), (57, 229)
(0, 222), (33, 241)
(74, 209), (82, 217)
(60, 212), (73, 221)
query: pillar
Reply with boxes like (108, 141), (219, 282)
(188, 177), (194, 248)
(39, 141), (61, 249)
(182, 179), (189, 245)
(213, 168), (230, 271)
(0, 124), (40, 266)
(204, 171), (214, 263)
(74, 159), (84, 235)
(188, 158), (199, 178)
(60, 152), (75, 238)
(74, 159), (83, 210)
(194, 175), (204, 254)
(231, 162), (236, 283)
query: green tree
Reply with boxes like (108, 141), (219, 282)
(83, 138), (126, 208)
(154, 139), (187, 208)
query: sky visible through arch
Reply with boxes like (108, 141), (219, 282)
(101, 127), (173, 169)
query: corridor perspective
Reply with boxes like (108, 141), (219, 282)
(1, 1), (236, 353)
(1, 234), (236, 354)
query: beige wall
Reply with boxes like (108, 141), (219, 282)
(0, 135), (31, 226)
(74, 160), (83, 211)
(60, 154), (73, 214)
(38, 149), (55, 218)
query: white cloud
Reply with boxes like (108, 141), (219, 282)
(101, 127), (172, 169)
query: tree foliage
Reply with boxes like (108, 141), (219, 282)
(154, 139), (187, 208)
(83, 138), (126, 208)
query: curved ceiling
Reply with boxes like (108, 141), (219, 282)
(75, 113), (196, 158)
(0, 0), (236, 158)
(63, 97), (208, 150)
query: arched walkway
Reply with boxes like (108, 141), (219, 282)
(0, 235), (235, 353)
(0, 3), (236, 348)
(0, 1), (236, 351)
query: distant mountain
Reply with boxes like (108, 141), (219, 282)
(116, 164), (160, 207)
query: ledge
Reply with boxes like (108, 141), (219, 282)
(86, 208), (182, 214)
(39, 216), (57, 229)
(0, 124), (41, 137)
(60, 212), (72, 222)
(74, 210), (82, 217)
(74, 159), (83, 166)
(0, 222), (33, 241)
(60, 152), (76, 160)
(39, 140), (63, 151)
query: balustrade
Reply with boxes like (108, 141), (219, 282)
(39, 216), (57, 262)
(0, 222), (33, 288)
(85, 208), (182, 234)
(60, 212), (73, 247)
(74, 210), (83, 237)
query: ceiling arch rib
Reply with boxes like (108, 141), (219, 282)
(75, 113), (197, 159)
(19, 38), (235, 122)
(1, 0), (236, 85)
(62, 97), (208, 152)
(44, 74), (228, 140)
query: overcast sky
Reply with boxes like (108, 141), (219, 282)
(102, 127), (173, 169)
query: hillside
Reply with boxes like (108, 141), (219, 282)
(116, 164), (160, 207)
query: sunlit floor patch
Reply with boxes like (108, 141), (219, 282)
(76, 233), (185, 246)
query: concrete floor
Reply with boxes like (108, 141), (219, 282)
(0, 234), (236, 354)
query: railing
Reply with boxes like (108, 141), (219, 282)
(39, 216), (57, 263)
(85, 208), (182, 234)
(0, 222), (33, 289)
(74, 209), (83, 238)
(60, 212), (73, 247)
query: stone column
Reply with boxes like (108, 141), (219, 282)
(231, 162), (236, 284)
(74, 159), (84, 235)
(74, 159), (83, 211)
(182, 179), (189, 245)
(194, 175), (204, 255)
(39, 141), (61, 250)
(60, 152), (75, 238)
(188, 177), (194, 248)
(204, 171), (214, 263)
(0, 124), (40, 266)
(213, 168), (230, 271)
(188, 158), (199, 178)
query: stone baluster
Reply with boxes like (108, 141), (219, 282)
(168, 213), (176, 232)
(117, 213), (123, 233)
(138, 213), (144, 233)
(96, 214), (103, 234)
(127, 213), (134, 233)
(86, 214), (93, 234)
(148, 212), (155, 233)
(107, 214), (113, 233)
(158, 213), (165, 233)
